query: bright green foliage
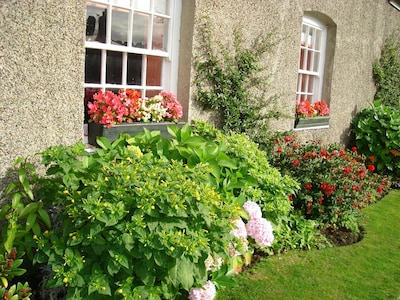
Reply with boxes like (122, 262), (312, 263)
(351, 101), (400, 177)
(272, 213), (331, 253)
(33, 138), (241, 299)
(266, 132), (391, 231)
(194, 19), (280, 140)
(0, 157), (51, 258)
(373, 33), (400, 110)
(190, 121), (299, 221)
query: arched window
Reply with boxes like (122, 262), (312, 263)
(84, 0), (181, 97)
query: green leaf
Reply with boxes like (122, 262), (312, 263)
(26, 213), (37, 231)
(176, 257), (194, 291)
(38, 208), (51, 228)
(0, 204), (11, 220)
(19, 202), (39, 218)
(5, 182), (17, 196)
(218, 159), (238, 169)
(96, 137), (112, 150)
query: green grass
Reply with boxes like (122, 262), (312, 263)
(217, 190), (400, 300)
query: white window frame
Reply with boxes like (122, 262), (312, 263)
(296, 15), (327, 103)
(84, 0), (181, 96)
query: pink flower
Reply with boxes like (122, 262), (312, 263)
(188, 281), (216, 300)
(230, 218), (247, 239)
(243, 201), (262, 219)
(245, 218), (274, 248)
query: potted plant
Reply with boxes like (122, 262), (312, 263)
(87, 89), (184, 145)
(295, 99), (330, 129)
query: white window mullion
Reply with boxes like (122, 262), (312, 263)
(101, 49), (107, 89)
(122, 52), (127, 86)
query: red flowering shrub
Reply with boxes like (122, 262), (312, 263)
(266, 132), (391, 231)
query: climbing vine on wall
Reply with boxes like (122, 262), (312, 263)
(194, 18), (281, 142)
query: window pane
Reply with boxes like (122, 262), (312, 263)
(146, 90), (162, 97)
(134, 0), (150, 11)
(152, 16), (168, 50)
(106, 51), (123, 84)
(112, 0), (130, 7)
(85, 49), (102, 83)
(146, 56), (162, 86)
(127, 53), (142, 85)
(154, 0), (168, 15)
(86, 3), (107, 43)
(132, 12), (148, 48)
(112, 7), (129, 46)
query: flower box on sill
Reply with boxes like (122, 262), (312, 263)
(88, 121), (185, 146)
(294, 116), (330, 129)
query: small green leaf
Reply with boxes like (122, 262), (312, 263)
(26, 213), (37, 231)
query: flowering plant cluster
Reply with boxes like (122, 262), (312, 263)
(87, 89), (183, 127)
(229, 201), (274, 274)
(188, 280), (216, 300)
(266, 132), (391, 231)
(296, 99), (330, 118)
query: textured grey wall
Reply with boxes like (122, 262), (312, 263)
(185, 0), (400, 144)
(0, 1), (86, 189)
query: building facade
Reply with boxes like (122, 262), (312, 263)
(1, 0), (399, 192)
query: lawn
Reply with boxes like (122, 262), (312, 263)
(217, 190), (400, 300)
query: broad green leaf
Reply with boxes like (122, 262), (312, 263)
(96, 137), (112, 150)
(38, 208), (51, 228)
(5, 182), (17, 196)
(176, 258), (194, 291)
(218, 159), (238, 169)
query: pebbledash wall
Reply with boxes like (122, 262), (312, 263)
(0, 0), (399, 193)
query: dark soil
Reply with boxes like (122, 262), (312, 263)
(321, 226), (364, 247)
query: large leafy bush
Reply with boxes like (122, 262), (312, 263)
(0, 123), (296, 299)
(265, 132), (391, 231)
(351, 102), (400, 178)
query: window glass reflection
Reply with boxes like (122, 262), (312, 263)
(134, 0), (150, 11)
(132, 12), (148, 48)
(154, 0), (168, 15)
(152, 17), (168, 50)
(111, 8), (129, 45)
(127, 53), (142, 85)
(106, 51), (123, 84)
(86, 3), (107, 43)
(146, 56), (162, 86)
(112, 0), (130, 7)
(85, 49), (101, 83)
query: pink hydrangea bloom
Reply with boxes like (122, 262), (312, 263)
(188, 281), (216, 300)
(230, 218), (247, 239)
(243, 201), (262, 219)
(245, 218), (274, 248)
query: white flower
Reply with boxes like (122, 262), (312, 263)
(188, 280), (216, 300)
(245, 218), (274, 248)
(204, 254), (223, 272)
(243, 201), (262, 219)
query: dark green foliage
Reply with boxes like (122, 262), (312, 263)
(194, 19), (280, 141)
(351, 101), (400, 177)
(373, 33), (400, 110)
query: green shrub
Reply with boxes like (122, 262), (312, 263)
(351, 101), (400, 178)
(272, 213), (331, 253)
(265, 132), (391, 231)
(373, 33), (400, 110)
(189, 121), (299, 221)
(32, 139), (241, 299)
